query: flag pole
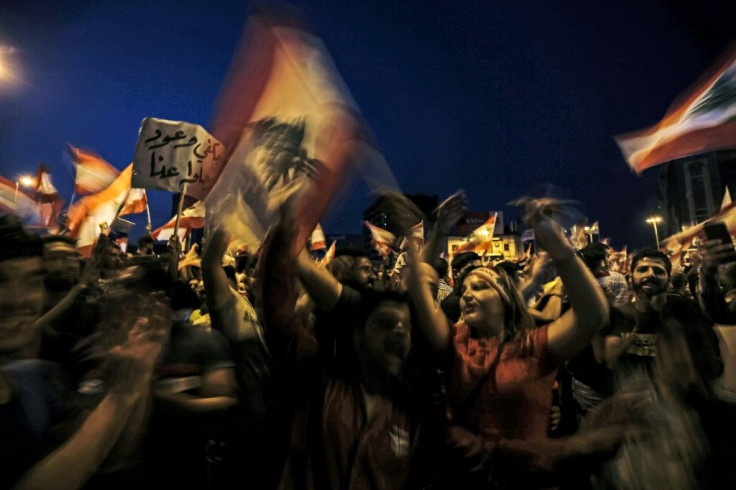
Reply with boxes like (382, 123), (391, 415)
(144, 190), (152, 232)
(68, 191), (76, 209)
(172, 182), (188, 242)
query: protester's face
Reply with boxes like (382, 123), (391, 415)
(460, 275), (505, 332)
(352, 257), (377, 290)
(103, 247), (125, 269)
(632, 257), (669, 297)
(359, 301), (411, 377)
(0, 257), (46, 354)
(43, 242), (80, 290)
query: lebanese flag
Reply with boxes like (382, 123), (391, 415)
(365, 221), (395, 257)
(616, 45), (736, 174)
(69, 146), (120, 196)
(118, 188), (148, 217)
(204, 7), (367, 257)
(310, 223), (326, 251)
(32, 164), (65, 228)
(317, 241), (336, 267)
(660, 200), (736, 270)
(453, 213), (497, 254)
(68, 164), (132, 257)
(399, 221), (424, 250)
(151, 201), (205, 241)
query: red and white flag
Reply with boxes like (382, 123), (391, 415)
(453, 213), (497, 254)
(151, 201), (205, 241)
(32, 164), (65, 228)
(310, 223), (326, 251)
(68, 164), (133, 257)
(399, 221), (424, 250)
(365, 221), (395, 257)
(318, 241), (336, 267)
(0, 176), (42, 224)
(118, 188), (148, 217)
(204, 8), (370, 256)
(69, 146), (120, 196)
(616, 45), (736, 174)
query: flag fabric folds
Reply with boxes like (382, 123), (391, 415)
(118, 188), (148, 217)
(365, 221), (395, 257)
(151, 201), (205, 241)
(69, 146), (120, 196)
(318, 241), (336, 267)
(310, 223), (326, 251)
(615, 45), (736, 174)
(453, 213), (497, 254)
(33, 164), (65, 228)
(67, 164), (133, 257)
(204, 8), (367, 256)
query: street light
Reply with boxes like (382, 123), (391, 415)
(13, 175), (34, 207)
(646, 216), (663, 249)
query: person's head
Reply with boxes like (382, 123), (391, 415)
(669, 272), (688, 296)
(451, 251), (481, 283)
(459, 266), (534, 341)
(137, 235), (155, 255)
(630, 249), (671, 298)
(42, 235), (80, 291)
(101, 242), (125, 270)
(353, 290), (412, 378)
(580, 242), (610, 274)
(494, 261), (523, 287)
(335, 248), (377, 290)
(0, 215), (45, 355)
(432, 257), (449, 281)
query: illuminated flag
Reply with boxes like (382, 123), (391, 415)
(68, 164), (133, 257)
(69, 146), (120, 196)
(310, 223), (326, 251)
(317, 241), (336, 267)
(660, 200), (736, 270)
(151, 201), (205, 241)
(204, 7), (369, 256)
(118, 188), (148, 217)
(615, 46), (736, 174)
(453, 213), (497, 254)
(33, 164), (65, 227)
(365, 221), (395, 257)
(399, 221), (424, 250)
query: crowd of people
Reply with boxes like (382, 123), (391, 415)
(1, 190), (734, 490)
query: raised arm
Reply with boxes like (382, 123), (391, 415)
(420, 190), (467, 264)
(406, 253), (453, 356)
(295, 248), (343, 311)
(533, 216), (608, 361)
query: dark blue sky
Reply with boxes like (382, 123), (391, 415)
(1, 0), (734, 248)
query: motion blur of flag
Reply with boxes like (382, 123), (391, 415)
(204, 6), (373, 256)
(660, 201), (736, 270)
(68, 164), (133, 257)
(399, 221), (424, 250)
(454, 213), (497, 254)
(69, 146), (120, 195)
(616, 45), (736, 174)
(0, 176), (41, 224)
(151, 200), (205, 241)
(33, 164), (65, 228)
(118, 188), (147, 217)
(310, 223), (326, 251)
(365, 221), (395, 257)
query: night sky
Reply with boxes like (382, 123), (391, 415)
(1, 0), (734, 248)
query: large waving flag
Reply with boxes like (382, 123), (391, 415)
(616, 46), (736, 174)
(69, 146), (120, 196)
(204, 7), (370, 256)
(118, 188), (147, 217)
(365, 221), (395, 257)
(68, 164), (133, 257)
(453, 213), (498, 254)
(151, 200), (205, 241)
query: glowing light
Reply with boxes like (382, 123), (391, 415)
(18, 175), (34, 188)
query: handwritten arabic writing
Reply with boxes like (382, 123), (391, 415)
(132, 118), (222, 199)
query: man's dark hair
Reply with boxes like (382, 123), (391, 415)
(0, 214), (43, 262)
(42, 235), (77, 248)
(630, 248), (672, 276)
(353, 289), (410, 332)
(335, 246), (370, 260)
(580, 242), (609, 270)
(432, 257), (449, 279)
(451, 251), (480, 272)
(137, 235), (154, 247)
